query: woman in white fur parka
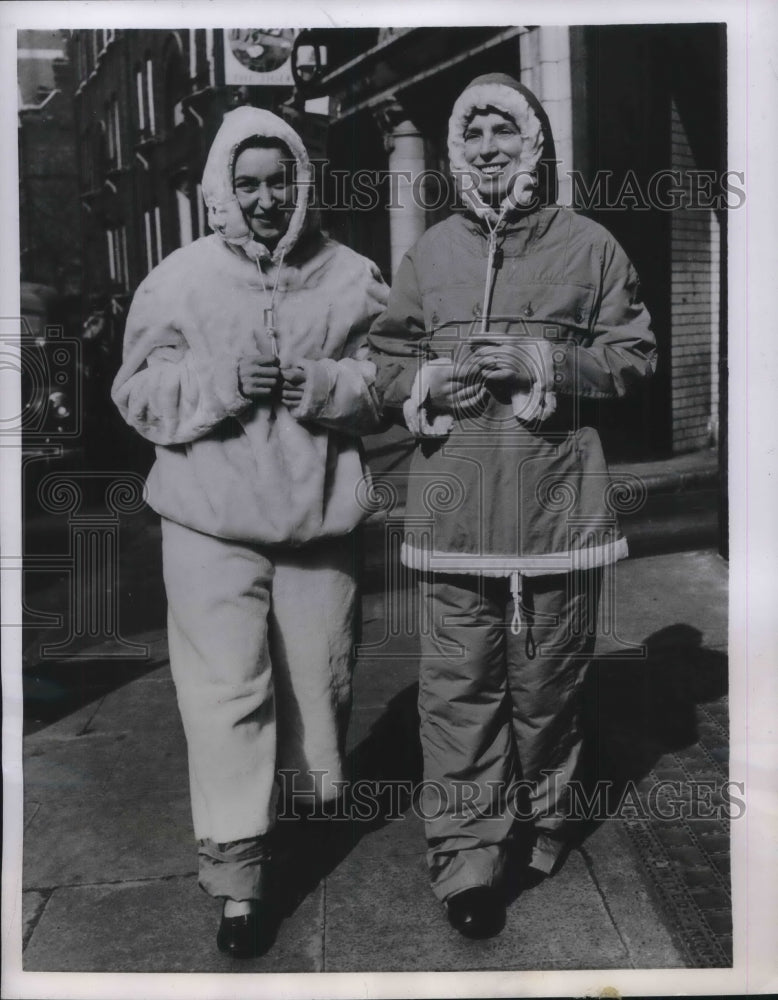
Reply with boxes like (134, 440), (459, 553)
(112, 107), (388, 958)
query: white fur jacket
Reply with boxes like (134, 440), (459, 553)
(112, 109), (389, 545)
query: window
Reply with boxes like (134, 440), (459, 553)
(175, 185), (193, 247)
(146, 56), (156, 134)
(90, 122), (107, 187)
(80, 128), (93, 191)
(173, 178), (206, 246)
(196, 183), (206, 237)
(85, 32), (93, 77)
(188, 28), (198, 79)
(106, 225), (129, 288)
(90, 30), (100, 71)
(143, 206), (163, 273)
(74, 33), (86, 83)
(106, 95), (122, 168)
(164, 41), (188, 131)
(135, 55), (156, 137)
(135, 66), (145, 132)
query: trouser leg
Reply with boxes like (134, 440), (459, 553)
(161, 518), (277, 898)
(417, 574), (515, 901)
(270, 536), (358, 810)
(505, 569), (601, 872)
(197, 836), (272, 902)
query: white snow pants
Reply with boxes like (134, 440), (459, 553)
(161, 517), (357, 846)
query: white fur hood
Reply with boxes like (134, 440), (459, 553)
(201, 105), (313, 266)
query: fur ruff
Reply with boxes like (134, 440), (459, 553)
(447, 82), (545, 219)
(201, 106), (312, 265)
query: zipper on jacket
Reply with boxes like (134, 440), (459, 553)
(479, 203), (510, 335)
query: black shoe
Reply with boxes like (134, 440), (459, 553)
(216, 907), (278, 959)
(445, 886), (506, 940)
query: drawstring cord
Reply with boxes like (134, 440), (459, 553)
(479, 201), (510, 336)
(254, 251), (286, 361)
(510, 570), (523, 635)
(254, 250), (287, 422)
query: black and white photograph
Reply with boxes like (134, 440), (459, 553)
(1, 1), (775, 996)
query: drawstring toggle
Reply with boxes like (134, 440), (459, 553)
(510, 570), (523, 635)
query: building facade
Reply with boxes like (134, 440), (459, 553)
(18, 29), (81, 305)
(289, 24), (727, 460)
(64, 28), (301, 465)
(58, 25), (726, 466)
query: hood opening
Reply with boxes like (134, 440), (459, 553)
(201, 106), (314, 265)
(447, 73), (558, 222)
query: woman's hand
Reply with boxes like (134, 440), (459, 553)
(238, 355), (280, 401)
(280, 364), (307, 407)
(470, 344), (535, 393)
(425, 362), (486, 413)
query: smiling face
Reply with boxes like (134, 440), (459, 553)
(462, 110), (525, 205)
(233, 145), (295, 248)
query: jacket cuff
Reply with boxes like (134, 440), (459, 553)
(402, 361), (455, 438)
(206, 356), (254, 418)
(511, 339), (557, 423)
(288, 358), (333, 420)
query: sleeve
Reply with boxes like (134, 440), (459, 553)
(111, 271), (252, 446)
(549, 237), (657, 399)
(365, 249), (431, 410)
(363, 249), (455, 437)
(287, 259), (388, 435)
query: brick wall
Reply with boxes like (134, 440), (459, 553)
(670, 97), (720, 453)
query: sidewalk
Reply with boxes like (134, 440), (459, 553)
(18, 544), (729, 973)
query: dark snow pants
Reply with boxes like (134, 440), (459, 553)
(417, 569), (601, 901)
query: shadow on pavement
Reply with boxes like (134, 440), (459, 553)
(273, 682), (423, 914)
(274, 621), (729, 923)
(23, 655), (168, 736)
(581, 622), (728, 804)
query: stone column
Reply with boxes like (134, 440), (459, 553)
(373, 100), (427, 276)
(520, 26), (574, 208)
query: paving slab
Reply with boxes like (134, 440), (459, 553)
(23, 800), (41, 831)
(18, 547), (728, 973)
(598, 550), (727, 656)
(87, 666), (177, 735)
(23, 874), (323, 973)
(21, 890), (49, 949)
(323, 844), (629, 972)
(23, 695), (105, 741)
(351, 655), (420, 709)
(23, 794), (195, 889)
(107, 722), (189, 797)
(24, 732), (128, 804)
(580, 820), (686, 967)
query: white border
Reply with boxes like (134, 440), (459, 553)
(2, 1), (775, 997)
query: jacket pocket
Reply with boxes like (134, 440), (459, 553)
(491, 279), (597, 338)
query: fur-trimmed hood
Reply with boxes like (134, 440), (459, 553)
(447, 73), (558, 221)
(201, 105), (314, 266)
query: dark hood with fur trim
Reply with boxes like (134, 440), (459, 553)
(447, 73), (558, 219)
